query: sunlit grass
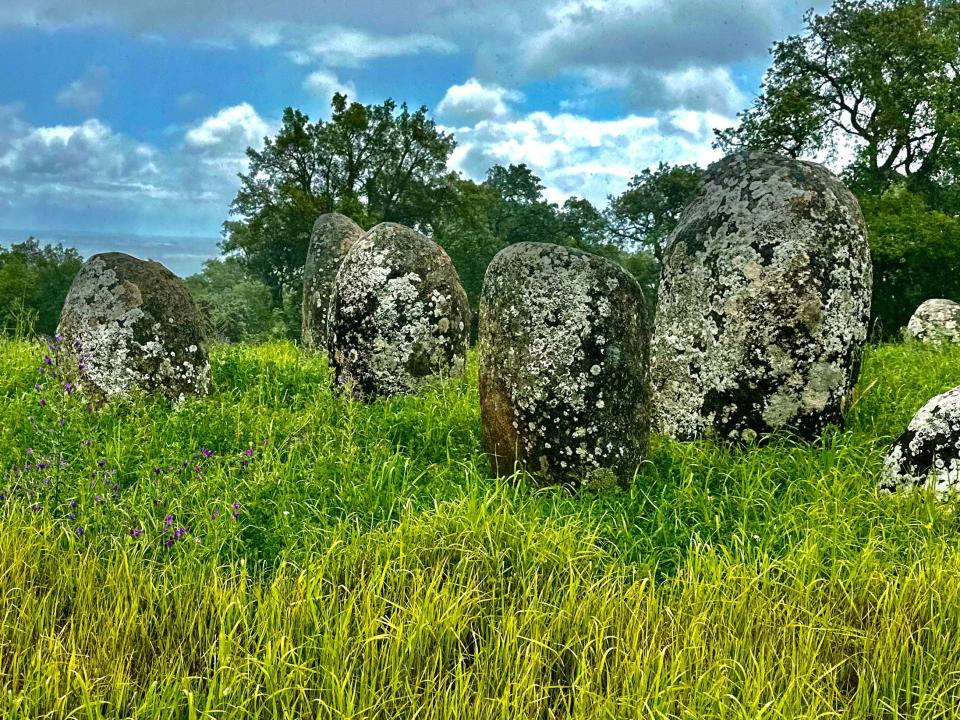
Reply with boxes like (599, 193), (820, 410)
(3, 339), (960, 718)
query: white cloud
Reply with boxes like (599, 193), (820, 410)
(302, 70), (355, 104)
(0, 118), (158, 188)
(437, 78), (522, 125)
(293, 26), (456, 68)
(447, 109), (735, 205)
(184, 103), (270, 155)
(0, 103), (275, 237)
(56, 65), (108, 114)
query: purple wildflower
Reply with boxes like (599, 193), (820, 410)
(98, 459), (107, 468)
(67, 513), (76, 520)
(243, 449), (254, 457)
(211, 508), (220, 521)
(43, 355), (52, 366)
(201, 448), (214, 458)
(130, 528), (143, 538)
(164, 514), (174, 530)
(69, 499), (77, 509)
(93, 494), (103, 503)
(75, 527), (84, 537)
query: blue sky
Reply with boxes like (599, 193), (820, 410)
(0, 0), (830, 274)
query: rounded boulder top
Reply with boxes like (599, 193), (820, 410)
(478, 242), (651, 489)
(301, 213), (364, 350)
(651, 151), (872, 442)
(906, 299), (960, 344)
(882, 386), (960, 498)
(328, 222), (471, 400)
(57, 252), (210, 400)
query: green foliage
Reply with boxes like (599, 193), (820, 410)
(605, 162), (705, 261)
(861, 185), (960, 337)
(223, 96), (457, 306)
(718, 0), (960, 211)
(4, 339), (960, 716)
(185, 257), (288, 343)
(0, 238), (83, 338)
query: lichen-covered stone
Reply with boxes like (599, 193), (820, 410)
(57, 252), (210, 400)
(478, 242), (651, 488)
(906, 299), (960, 344)
(651, 151), (872, 442)
(301, 213), (364, 349)
(882, 386), (960, 497)
(328, 222), (470, 399)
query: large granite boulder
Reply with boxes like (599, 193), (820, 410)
(906, 299), (960, 344)
(58, 252), (210, 400)
(651, 151), (872, 442)
(328, 222), (470, 399)
(301, 213), (364, 349)
(882, 386), (960, 497)
(478, 242), (651, 489)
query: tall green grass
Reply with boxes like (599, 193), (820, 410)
(2, 339), (960, 718)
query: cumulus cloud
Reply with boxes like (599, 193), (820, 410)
(184, 103), (270, 156)
(437, 78), (522, 125)
(447, 109), (735, 205)
(302, 69), (355, 104)
(0, 103), (273, 236)
(56, 65), (108, 114)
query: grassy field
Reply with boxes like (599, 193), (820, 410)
(3, 339), (960, 719)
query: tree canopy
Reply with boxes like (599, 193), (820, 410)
(0, 239), (83, 338)
(223, 94), (456, 304)
(717, 0), (960, 211)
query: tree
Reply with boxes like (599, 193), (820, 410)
(0, 239), (83, 338)
(185, 258), (284, 343)
(860, 185), (960, 337)
(481, 163), (565, 246)
(717, 0), (960, 210)
(223, 94), (457, 308)
(605, 162), (705, 262)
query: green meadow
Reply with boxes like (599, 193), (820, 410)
(2, 338), (960, 719)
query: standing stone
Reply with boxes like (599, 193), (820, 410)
(301, 213), (364, 349)
(328, 222), (470, 399)
(651, 151), (872, 442)
(58, 252), (210, 400)
(882, 386), (960, 497)
(478, 242), (651, 489)
(906, 299), (960, 344)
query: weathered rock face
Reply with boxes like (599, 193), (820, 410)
(882, 386), (960, 497)
(651, 151), (872, 442)
(58, 252), (210, 400)
(478, 242), (651, 489)
(328, 222), (471, 399)
(906, 299), (960, 344)
(301, 213), (364, 349)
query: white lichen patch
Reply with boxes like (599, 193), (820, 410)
(328, 223), (470, 399)
(58, 253), (210, 400)
(650, 151), (872, 441)
(906, 299), (960, 345)
(882, 386), (960, 498)
(478, 242), (650, 487)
